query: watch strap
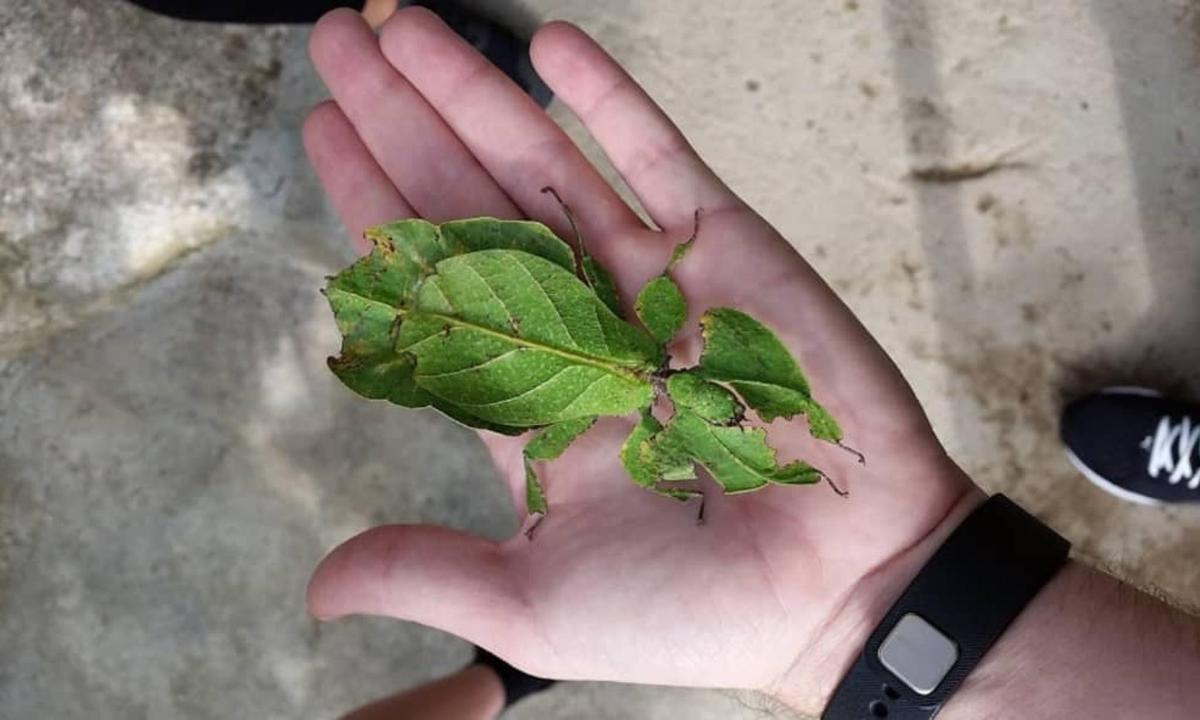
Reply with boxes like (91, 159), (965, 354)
(822, 494), (1070, 719)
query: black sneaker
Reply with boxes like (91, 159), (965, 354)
(472, 646), (557, 707)
(124, 1), (553, 107)
(414, 1), (553, 107)
(1061, 387), (1200, 505)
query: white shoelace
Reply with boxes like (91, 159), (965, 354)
(1142, 416), (1200, 489)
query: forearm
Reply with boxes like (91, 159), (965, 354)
(941, 560), (1200, 718)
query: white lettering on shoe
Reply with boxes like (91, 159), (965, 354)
(1146, 416), (1200, 488)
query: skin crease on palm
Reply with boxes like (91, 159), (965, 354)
(303, 7), (984, 714)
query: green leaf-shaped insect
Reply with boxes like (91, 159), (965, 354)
(324, 188), (858, 536)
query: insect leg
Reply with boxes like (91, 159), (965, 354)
(647, 483), (707, 525)
(540, 186), (592, 286)
(521, 417), (599, 539)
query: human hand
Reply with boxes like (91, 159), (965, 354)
(302, 7), (980, 713)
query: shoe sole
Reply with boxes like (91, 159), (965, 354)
(1063, 385), (1166, 505)
(1064, 447), (1163, 506)
(1099, 386), (1163, 398)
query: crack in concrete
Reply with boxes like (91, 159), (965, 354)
(0, 228), (229, 357)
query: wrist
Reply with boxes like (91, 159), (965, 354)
(776, 515), (1200, 720)
(767, 486), (985, 715)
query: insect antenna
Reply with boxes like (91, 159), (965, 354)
(540, 185), (593, 287)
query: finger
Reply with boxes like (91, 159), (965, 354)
(309, 525), (536, 656)
(303, 98), (533, 511)
(302, 100), (414, 254)
(530, 22), (740, 231)
(377, 6), (642, 241)
(309, 9), (520, 221)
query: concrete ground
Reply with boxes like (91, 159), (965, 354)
(2, 1), (1198, 718)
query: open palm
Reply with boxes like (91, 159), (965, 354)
(303, 8), (979, 713)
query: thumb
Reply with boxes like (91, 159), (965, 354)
(308, 524), (531, 652)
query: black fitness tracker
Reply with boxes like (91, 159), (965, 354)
(822, 494), (1070, 719)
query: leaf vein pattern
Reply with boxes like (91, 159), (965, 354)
(416, 348), (522, 379)
(452, 365), (575, 408)
(460, 261), (518, 328)
(509, 255), (582, 350)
